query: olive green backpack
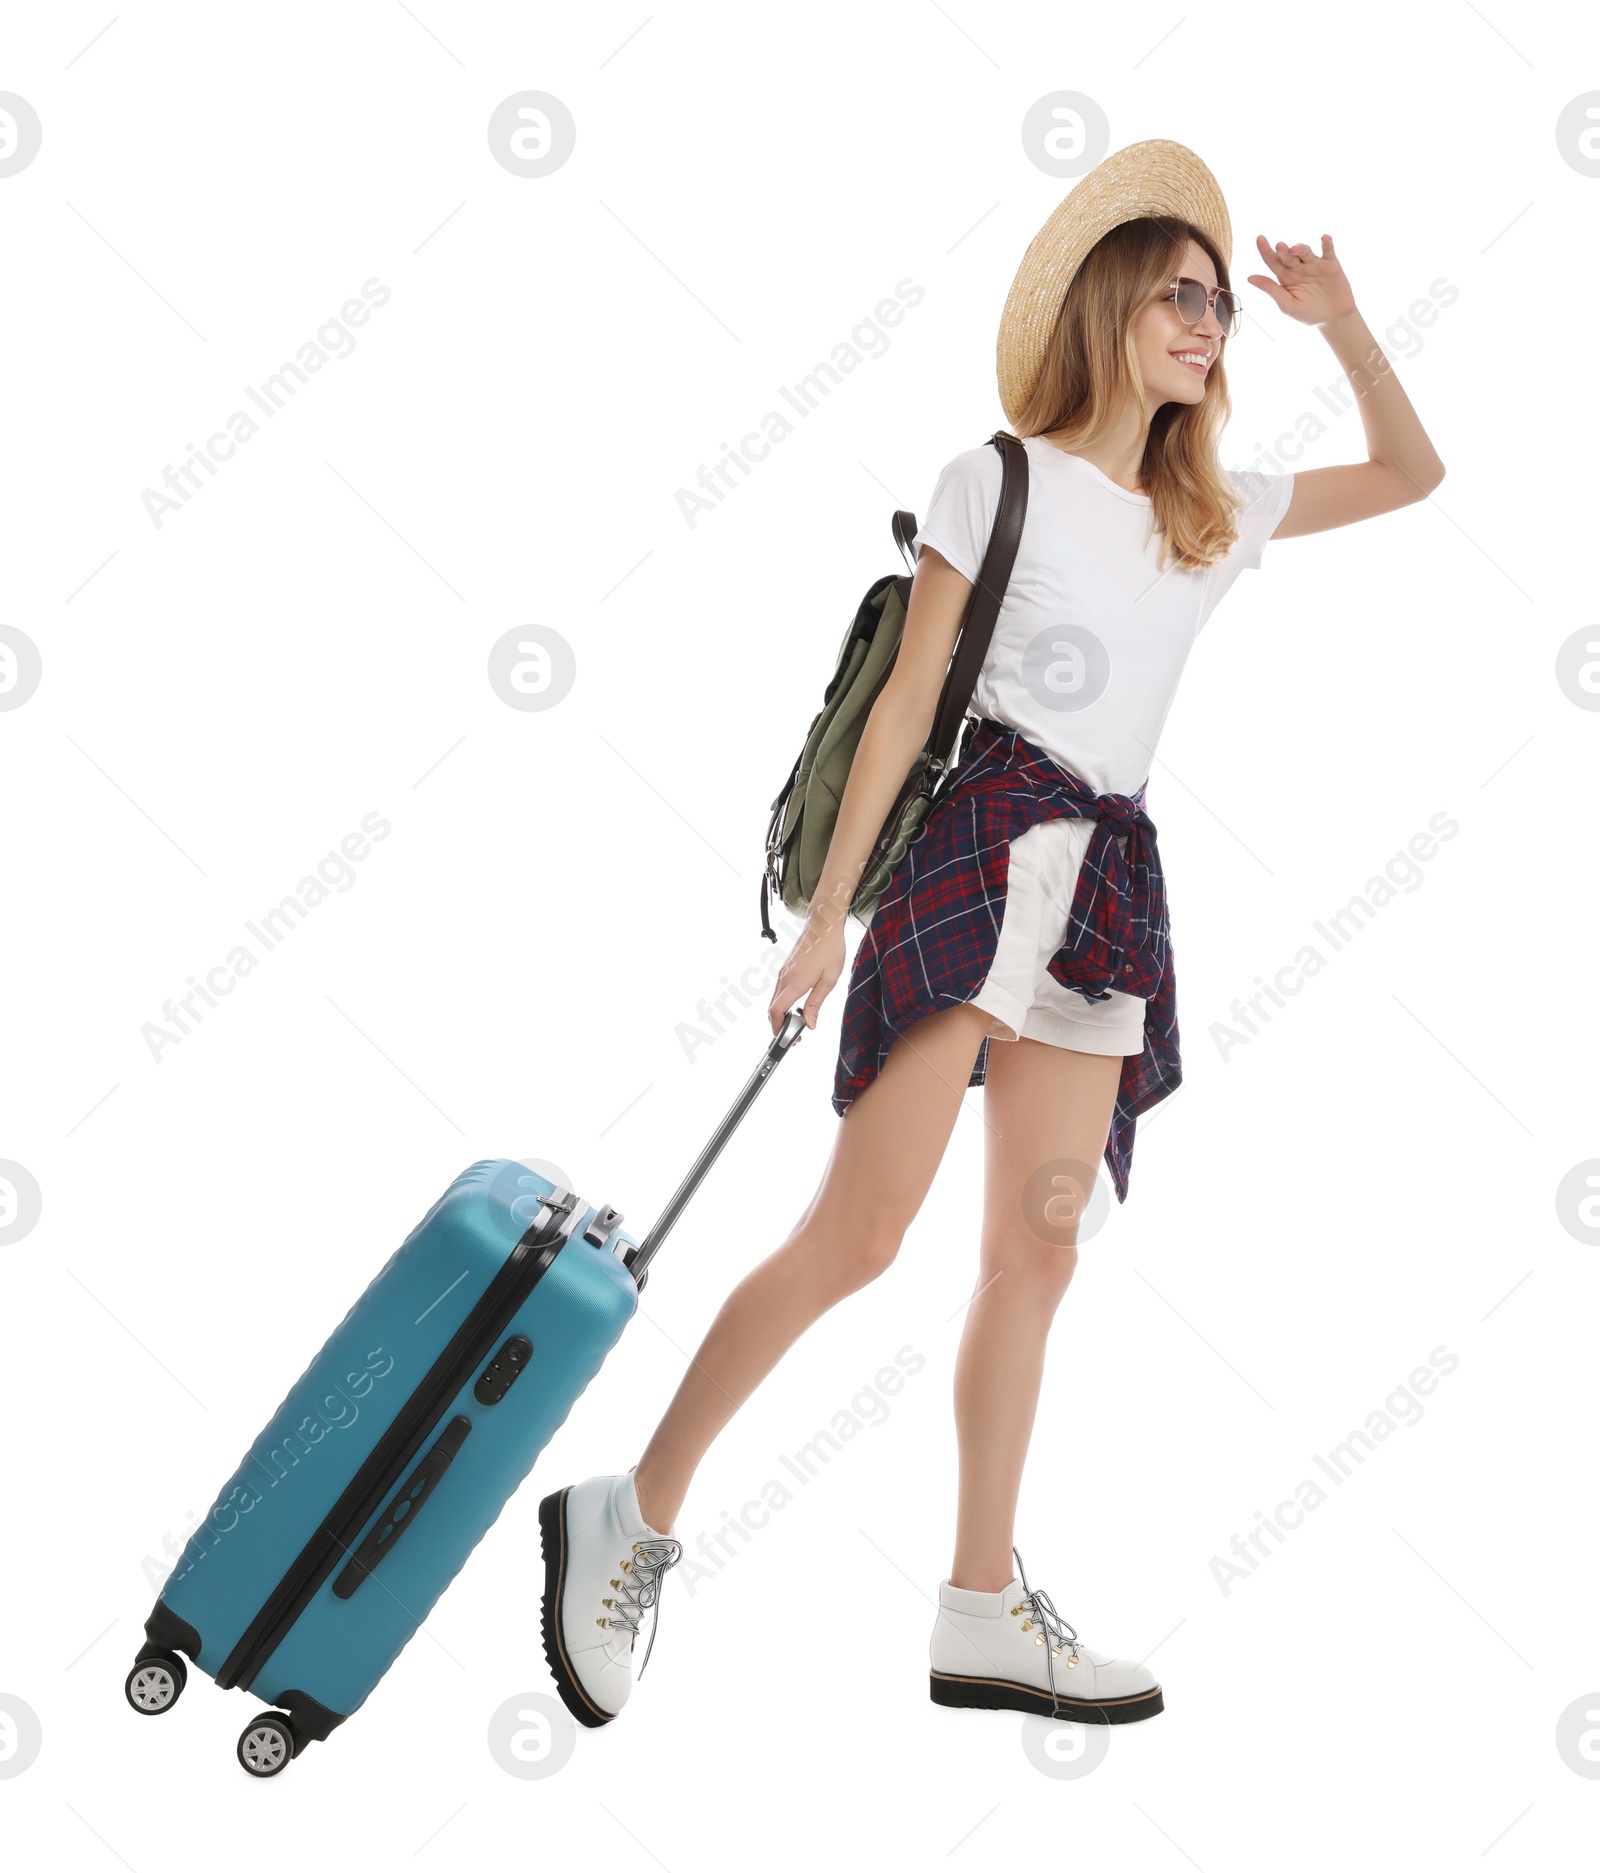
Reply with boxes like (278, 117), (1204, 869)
(758, 430), (1029, 940)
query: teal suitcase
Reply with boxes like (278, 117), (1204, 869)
(126, 1013), (805, 1776)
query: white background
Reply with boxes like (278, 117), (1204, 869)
(3, 1), (1596, 1865)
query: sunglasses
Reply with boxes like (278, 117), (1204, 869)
(1164, 276), (1242, 339)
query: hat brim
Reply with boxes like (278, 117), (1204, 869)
(996, 138), (1233, 428)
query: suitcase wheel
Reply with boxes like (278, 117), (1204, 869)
(124, 1652), (186, 1716)
(237, 1713), (297, 1779)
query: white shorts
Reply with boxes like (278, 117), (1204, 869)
(970, 818), (1147, 1058)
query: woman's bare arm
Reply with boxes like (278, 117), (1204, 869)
(768, 545), (973, 1030)
(807, 547), (972, 931)
(1246, 235), (1446, 539)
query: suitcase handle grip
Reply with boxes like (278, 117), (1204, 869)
(330, 1415), (472, 1601)
(625, 1007), (807, 1284)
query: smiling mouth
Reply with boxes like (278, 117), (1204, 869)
(1170, 348), (1213, 375)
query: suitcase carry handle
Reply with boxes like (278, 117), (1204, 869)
(625, 1008), (807, 1284)
(330, 1414), (472, 1601)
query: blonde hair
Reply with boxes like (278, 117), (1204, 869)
(1011, 215), (1242, 571)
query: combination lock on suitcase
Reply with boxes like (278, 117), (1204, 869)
(125, 1010), (807, 1777)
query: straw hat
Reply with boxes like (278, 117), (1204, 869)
(995, 138), (1232, 427)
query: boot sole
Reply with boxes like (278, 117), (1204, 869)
(930, 1668), (1164, 1724)
(538, 1487), (616, 1730)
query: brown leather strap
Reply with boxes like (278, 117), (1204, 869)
(926, 431), (1028, 772)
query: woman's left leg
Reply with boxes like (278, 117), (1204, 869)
(948, 1034), (1122, 1592)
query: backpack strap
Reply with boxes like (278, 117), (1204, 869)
(891, 510), (919, 576)
(843, 434), (1031, 925)
(758, 754), (802, 942)
(925, 431), (1029, 774)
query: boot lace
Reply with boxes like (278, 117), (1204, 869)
(1011, 1546), (1080, 1716)
(600, 1536), (683, 1677)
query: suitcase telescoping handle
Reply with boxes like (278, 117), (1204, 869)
(624, 1007), (808, 1285)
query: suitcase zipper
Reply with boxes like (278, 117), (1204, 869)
(216, 1190), (583, 1694)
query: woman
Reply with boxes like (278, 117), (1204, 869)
(540, 139), (1444, 1728)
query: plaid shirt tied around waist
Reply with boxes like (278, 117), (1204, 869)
(832, 718), (1181, 1202)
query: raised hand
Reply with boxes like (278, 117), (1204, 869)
(1246, 234), (1357, 327)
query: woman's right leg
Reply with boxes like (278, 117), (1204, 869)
(632, 1000), (992, 1534)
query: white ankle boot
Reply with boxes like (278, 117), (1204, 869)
(539, 1470), (681, 1727)
(929, 1549), (1163, 1724)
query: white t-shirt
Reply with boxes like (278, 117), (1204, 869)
(913, 434), (1294, 796)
